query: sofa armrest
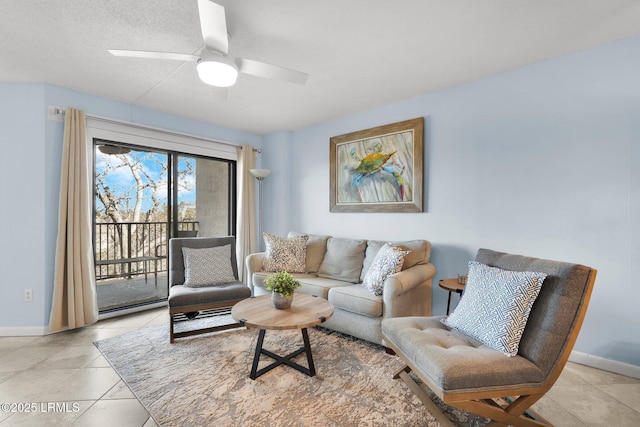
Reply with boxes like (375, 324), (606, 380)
(246, 252), (265, 276)
(382, 262), (436, 318)
(245, 252), (265, 294)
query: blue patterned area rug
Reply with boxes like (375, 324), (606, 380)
(95, 317), (487, 426)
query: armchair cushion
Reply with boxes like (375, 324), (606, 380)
(262, 233), (308, 273)
(169, 282), (249, 308)
(441, 261), (547, 356)
(381, 316), (545, 391)
(182, 245), (236, 287)
(362, 243), (410, 296)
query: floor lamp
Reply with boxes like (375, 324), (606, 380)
(249, 168), (271, 251)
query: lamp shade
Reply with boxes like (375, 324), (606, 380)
(197, 54), (238, 87)
(249, 169), (271, 179)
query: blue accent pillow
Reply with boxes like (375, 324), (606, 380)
(442, 261), (546, 356)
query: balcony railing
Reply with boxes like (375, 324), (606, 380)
(95, 221), (198, 282)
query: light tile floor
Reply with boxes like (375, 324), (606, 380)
(0, 307), (638, 426)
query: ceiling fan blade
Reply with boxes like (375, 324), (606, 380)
(236, 58), (308, 85)
(198, 0), (228, 55)
(108, 49), (199, 62)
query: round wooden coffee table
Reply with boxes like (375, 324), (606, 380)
(231, 293), (334, 379)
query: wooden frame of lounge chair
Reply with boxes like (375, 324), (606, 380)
(382, 251), (597, 427)
(169, 299), (247, 343)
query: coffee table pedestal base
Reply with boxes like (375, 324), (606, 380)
(250, 328), (315, 380)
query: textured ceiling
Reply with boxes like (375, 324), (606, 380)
(2, 0), (640, 135)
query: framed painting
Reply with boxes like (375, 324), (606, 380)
(330, 117), (424, 213)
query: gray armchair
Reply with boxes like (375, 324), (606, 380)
(382, 248), (597, 427)
(168, 236), (251, 343)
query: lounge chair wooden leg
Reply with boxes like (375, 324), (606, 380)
(392, 364), (411, 379)
(455, 399), (549, 427)
(396, 369), (457, 427)
(170, 313), (175, 344)
(505, 395), (551, 426)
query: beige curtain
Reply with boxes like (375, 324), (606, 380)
(49, 107), (98, 333)
(236, 145), (257, 283)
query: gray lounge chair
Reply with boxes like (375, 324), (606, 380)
(382, 248), (597, 427)
(168, 236), (251, 343)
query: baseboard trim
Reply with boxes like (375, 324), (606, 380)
(0, 326), (49, 337)
(0, 303), (167, 337)
(570, 351), (640, 379)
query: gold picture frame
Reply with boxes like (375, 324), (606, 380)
(330, 117), (424, 213)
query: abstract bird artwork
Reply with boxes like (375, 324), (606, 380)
(330, 118), (424, 213)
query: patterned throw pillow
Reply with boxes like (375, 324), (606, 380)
(442, 261), (547, 357)
(262, 233), (308, 273)
(362, 244), (410, 296)
(182, 245), (236, 287)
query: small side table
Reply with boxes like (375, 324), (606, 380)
(438, 278), (466, 315)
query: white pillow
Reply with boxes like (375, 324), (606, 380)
(442, 261), (547, 357)
(262, 233), (308, 273)
(362, 243), (410, 296)
(182, 245), (236, 287)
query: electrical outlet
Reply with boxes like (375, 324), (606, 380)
(24, 289), (33, 302)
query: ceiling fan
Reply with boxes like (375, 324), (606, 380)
(108, 0), (308, 88)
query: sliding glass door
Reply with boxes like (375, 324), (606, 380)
(93, 141), (235, 313)
(174, 154), (235, 238)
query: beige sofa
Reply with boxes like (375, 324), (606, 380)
(245, 232), (436, 345)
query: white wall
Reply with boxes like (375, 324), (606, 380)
(261, 35), (640, 370)
(0, 84), (48, 332)
(0, 83), (261, 332)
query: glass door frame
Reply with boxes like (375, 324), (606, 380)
(92, 140), (237, 314)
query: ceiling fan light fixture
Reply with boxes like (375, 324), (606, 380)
(197, 55), (238, 87)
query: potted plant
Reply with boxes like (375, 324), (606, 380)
(265, 271), (302, 309)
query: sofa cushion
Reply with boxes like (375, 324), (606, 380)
(442, 261), (547, 357)
(317, 237), (367, 283)
(362, 243), (410, 296)
(262, 233), (308, 273)
(361, 240), (386, 281)
(361, 239), (431, 281)
(392, 240), (430, 269)
(182, 245), (236, 287)
(288, 231), (330, 273)
(329, 285), (383, 318)
(295, 277), (354, 299)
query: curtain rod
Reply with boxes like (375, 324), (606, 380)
(50, 106), (261, 153)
